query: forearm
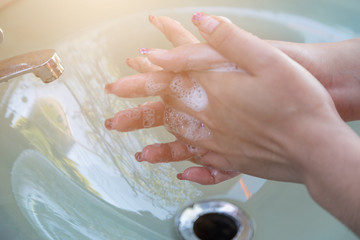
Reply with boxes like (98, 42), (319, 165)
(322, 38), (360, 121)
(297, 118), (360, 235)
(271, 38), (360, 121)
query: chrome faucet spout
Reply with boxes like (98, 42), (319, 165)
(0, 49), (64, 84)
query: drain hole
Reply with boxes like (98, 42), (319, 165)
(176, 200), (253, 240)
(193, 213), (239, 240)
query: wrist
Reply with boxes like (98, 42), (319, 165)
(325, 38), (360, 121)
(300, 121), (360, 192)
(271, 38), (360, 121)
(294, 116), (360, 234)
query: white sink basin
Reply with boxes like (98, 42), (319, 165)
(1, 1), (359, 239)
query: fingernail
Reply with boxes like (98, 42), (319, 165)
(126, 58), (141, 71)
(105, 118), (113, 130)
(177, 173), (184, 180)
(149, 15), (165, 31)
(105, 83), (115, 94)
(192, 12), (205, 25)
(192, 12), (220, 34)
(135, 152), (144, 162)
(125, 58), (134, 68)
(139, 48), (150, 55)
(148, 15), (155, 23)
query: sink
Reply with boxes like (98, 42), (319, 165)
(1, 1), (360, 239)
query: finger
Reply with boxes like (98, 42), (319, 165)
(141, 43), (235, 73)
(135, 140), (207, 163)
(105, 71), (175, 98)
(104, 100), (211, 143)
(105, 101), (164, 131)
(126, 57), (162, 73)
(149, 15), (200, 46)
(162, 104), (212, 142)
(190, 151), (236, 172)
(177, 166), (240, 185)
(105, 72), (209, 113)
(192, 12), (286, 74)
(126, 16), (200, 74)
(105, 97), (212, 144)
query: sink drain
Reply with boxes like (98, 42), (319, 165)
(193, 213), (239, 240)
(175, 200), (253, 240)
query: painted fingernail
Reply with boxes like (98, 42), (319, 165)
(139, 48), (150, 55)
(192, 12), (205, 25)
(148, 15), (155, 23)
(192, 12), (220, 34)
(105, 118), (113, 130)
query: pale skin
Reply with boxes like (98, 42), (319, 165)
(105, 14), (360, 235)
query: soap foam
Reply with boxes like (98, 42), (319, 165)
(142, 105), (155, 128)
(186, 144), (202, 154)
(170, 74), (208, 112)
(125, 108), (141, 120)
(145, 75), (168, 96)
(164, 106), (211, 141)
(111, 108), (141, 129)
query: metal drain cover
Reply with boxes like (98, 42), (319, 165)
(175, 200), (253, 240)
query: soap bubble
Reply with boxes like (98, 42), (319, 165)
(145, 76), (168, 96)
(170, 74), (208, 112)
(142, 104), (156, 128)
(164, 106), (211, 141)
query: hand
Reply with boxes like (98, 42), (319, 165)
(105, 13), (344, 185)
(105, 14), (360, 235)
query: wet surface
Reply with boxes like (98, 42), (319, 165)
(1, 6), (359, 240)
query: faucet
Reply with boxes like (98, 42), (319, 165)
(0, 29), (64, 83)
